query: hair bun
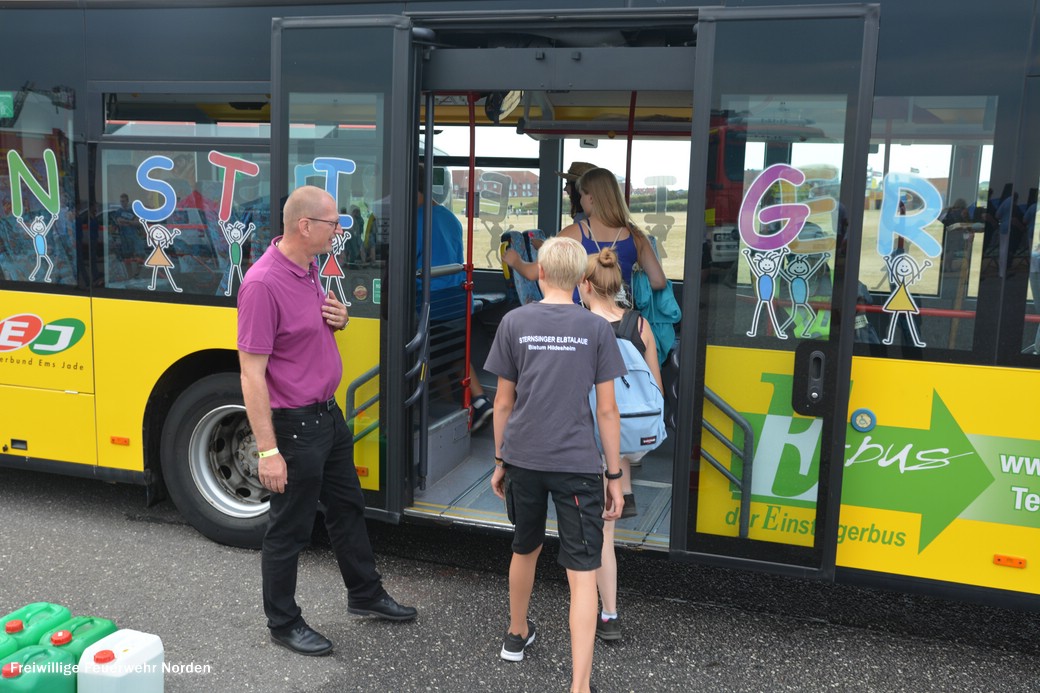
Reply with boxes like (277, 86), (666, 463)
(597, 247), (618, 268)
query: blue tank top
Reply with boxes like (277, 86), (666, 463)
(578, 220), (639, 284)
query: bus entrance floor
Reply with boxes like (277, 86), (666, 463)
(406, 424), (673, 551)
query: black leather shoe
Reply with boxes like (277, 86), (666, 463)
(348, 594), (417, 622)
(270, 624), (333, 656)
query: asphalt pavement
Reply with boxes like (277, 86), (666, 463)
(0, 467), (1038, 692)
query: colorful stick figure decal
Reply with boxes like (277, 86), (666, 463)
(881, 252), (931, 347)
(7, 148), (62, 283)
(141, 219), (183, 293)
(16, 213), (58, 283)
(744, 247), (789, 339)
(779, 252), (831, 338)
(320, 230), (351, 306)
(875, 173), (942, 348)
(219, 219), (255, 297)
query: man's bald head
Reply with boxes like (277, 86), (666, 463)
(283, 186), (334, 236)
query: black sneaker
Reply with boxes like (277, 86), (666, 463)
(471, 396), (493, 433)
(596, 616), (621, 641)
(620, 493), (637, 519)
(500, 619), (536, 661)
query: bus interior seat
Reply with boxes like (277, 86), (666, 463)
(501, 229), (545, 305)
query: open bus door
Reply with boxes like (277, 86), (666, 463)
(271, 15), (420, 519)
(674, 6), (880, 577)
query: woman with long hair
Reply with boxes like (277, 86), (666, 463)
(504, 167), (667, 300)
(567, 168), (666, 297)
(578, 247), (664, 642)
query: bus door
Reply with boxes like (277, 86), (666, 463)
(413, 28), (699, 537)
(271, 16), (419, 518)
(674, 6), (879, 575)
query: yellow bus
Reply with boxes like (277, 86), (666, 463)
(2, 1), (1039, 610)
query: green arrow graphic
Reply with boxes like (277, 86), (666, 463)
(841, 390), (994, 553)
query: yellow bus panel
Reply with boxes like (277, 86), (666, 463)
(697, 346), (1039, 596)
(0, 292), (93, 394)
(0, 385), (97, 467)
(90, 297), (381, 487)
(837, 357), (1040, 595)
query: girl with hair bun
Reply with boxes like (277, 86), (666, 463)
(578, 246), (664, 643)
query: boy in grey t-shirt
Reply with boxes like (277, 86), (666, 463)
(484, 236), (625, 693)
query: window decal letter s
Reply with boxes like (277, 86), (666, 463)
(132, 155), (177, 222)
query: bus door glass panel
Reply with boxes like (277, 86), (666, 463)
(689, 16), (871, 567)
(98, 148), (271, 297)
(277, 21), (404, 502)
(860, 97), (996, 353)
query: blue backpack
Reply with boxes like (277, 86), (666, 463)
(588, 311), (667, 455)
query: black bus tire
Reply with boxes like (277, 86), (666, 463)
(160, 372), (269, 549)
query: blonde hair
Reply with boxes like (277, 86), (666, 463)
(577, 167), (648, 242)
(538, 236), (587, 290)
(585, 247), (623, 300)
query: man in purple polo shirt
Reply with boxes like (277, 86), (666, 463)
(238, 185), (416, 657)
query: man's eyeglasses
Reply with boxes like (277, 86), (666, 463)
(306, 217), (341, 231)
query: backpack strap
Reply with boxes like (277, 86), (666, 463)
(617, 310), (645, 355)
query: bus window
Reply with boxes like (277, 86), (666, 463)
(0, 85), (78, 288)
(860, 96), (996, 352)
(562, 138), (690, 282)
(432, 124), (541, 270)
(104, 93), (271, 139)
(99, 148), (272, 296)
(703, 97), (849, 348)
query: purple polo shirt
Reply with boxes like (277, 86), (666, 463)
(237, 236), (342, 408)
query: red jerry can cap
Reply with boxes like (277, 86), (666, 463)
(4, 620), (22, 634)
(1, 662), (21, 679)
(94, 649), (116, 664)
(51, 630), (73, 646)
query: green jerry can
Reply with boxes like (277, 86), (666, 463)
(1, 604), (71, 650)
(0, 634), (16, 661)
(40, 616), (118, 660)
(0, 645), (76, 693)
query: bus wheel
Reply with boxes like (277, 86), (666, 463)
(160, 373), (269, 549)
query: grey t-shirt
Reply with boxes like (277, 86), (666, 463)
(484, 302), (625, 474)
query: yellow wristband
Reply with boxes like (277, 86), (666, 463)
(258, 447), (280, 459)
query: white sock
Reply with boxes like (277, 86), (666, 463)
(600, 610), (617, 621)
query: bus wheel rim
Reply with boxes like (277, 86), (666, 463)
(187, 404), (270, 520)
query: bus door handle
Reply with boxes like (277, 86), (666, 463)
(792, 340), (831, 417)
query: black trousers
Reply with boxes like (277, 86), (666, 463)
(263, 403), (386, 631)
